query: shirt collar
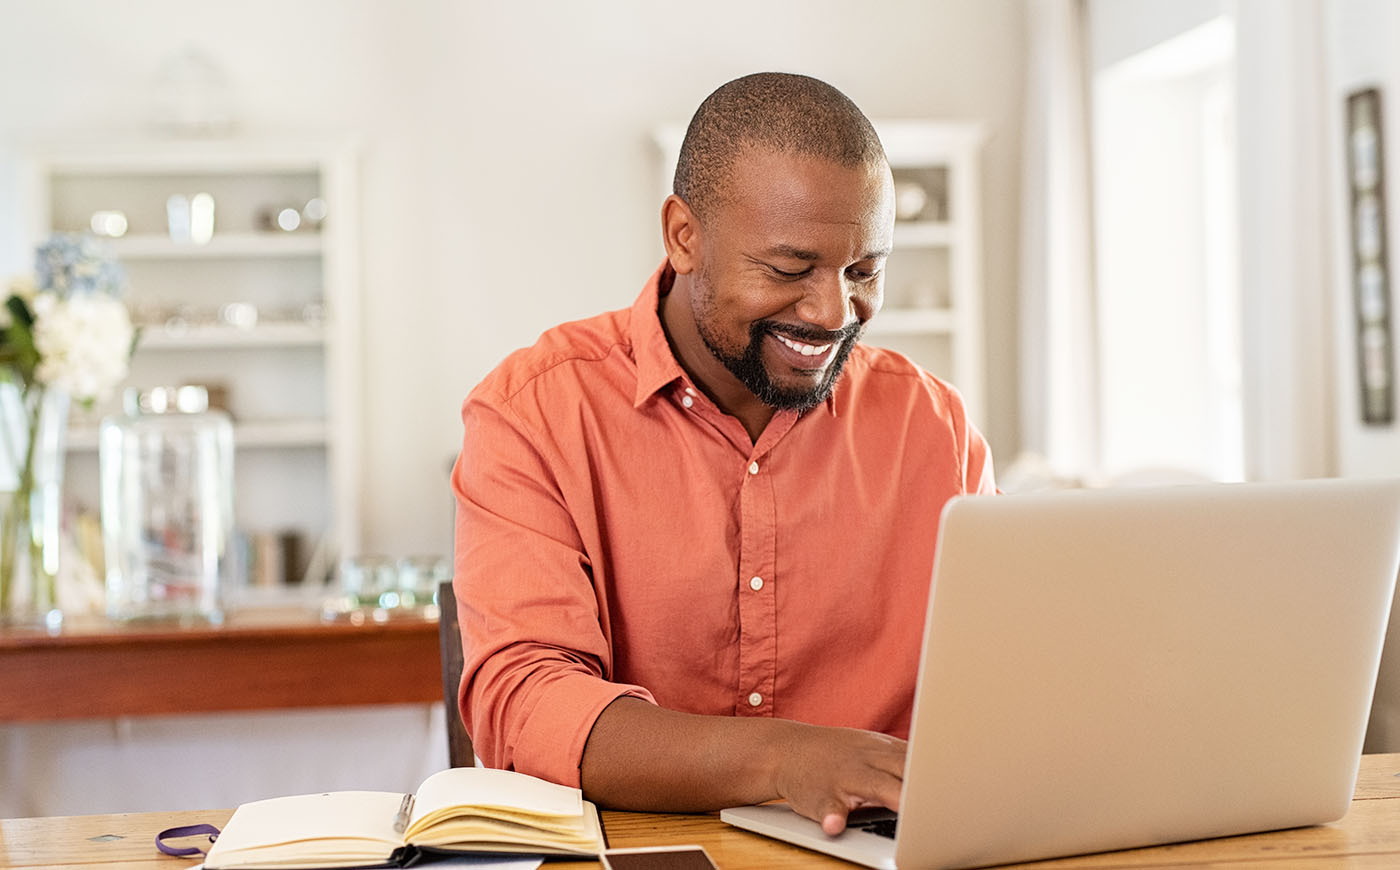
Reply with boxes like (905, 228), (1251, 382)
(628, 259), (840, 417)
(631, 260), (688, 408)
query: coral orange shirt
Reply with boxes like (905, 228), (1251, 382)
(452, 263), (996, 786)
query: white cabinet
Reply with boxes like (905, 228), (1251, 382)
(21, 140), (362, 582)
(652, 121), (986, 419)
(867, 121), (986, 421)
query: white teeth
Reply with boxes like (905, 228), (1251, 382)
(776, 334), (832, 357)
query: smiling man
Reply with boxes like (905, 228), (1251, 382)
(452, 72), (996, 834)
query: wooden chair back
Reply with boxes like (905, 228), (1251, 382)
(437, 580), (475, 767)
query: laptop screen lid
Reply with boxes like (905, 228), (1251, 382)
(896, 478), (1400, 869)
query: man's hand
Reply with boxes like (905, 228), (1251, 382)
(579, 697), (906, 835)
(768, 723), (905, 834)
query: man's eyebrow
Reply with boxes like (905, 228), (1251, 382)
(764, 244), (821, 261)
(761, 244), (892, 261)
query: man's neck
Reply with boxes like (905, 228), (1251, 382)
(658, 273), (774, 443)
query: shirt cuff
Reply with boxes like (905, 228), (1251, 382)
(512, 671), (655, 788)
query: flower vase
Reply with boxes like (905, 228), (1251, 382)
(0, 380), (70, 631)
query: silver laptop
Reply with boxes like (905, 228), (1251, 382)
(722, 478), (1400, 869)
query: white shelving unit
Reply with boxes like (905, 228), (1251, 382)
(21, 139), (363, 578)
(652, 121), (986, 420)
(105, 232), (325, 258)
(135, 322), (327, 350)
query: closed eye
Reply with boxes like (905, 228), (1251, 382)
(769, 265), (811, 279)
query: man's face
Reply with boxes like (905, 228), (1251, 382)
(688, 148), (894, 412)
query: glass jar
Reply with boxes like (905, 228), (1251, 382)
(100, 386), (233, 622)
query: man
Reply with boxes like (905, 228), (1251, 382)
(452, 72), (996, 834)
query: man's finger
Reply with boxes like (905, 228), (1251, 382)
(821, 810), (849, 836)
(848, 763), (903, 814)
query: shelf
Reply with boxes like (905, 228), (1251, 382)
(868, 308), (957, 335)
(893, 221), (954, 248)
(0, 608), (439, 720)
(137, 322), (326, 350)
(68, 419), (329, 452)
(231, 420), (329, 447)
(104, 232), (323, 258)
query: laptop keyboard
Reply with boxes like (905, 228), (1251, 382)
(849, 817), (898, 839)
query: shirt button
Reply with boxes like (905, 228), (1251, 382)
(685, 387), (697, 396)
(682, 395), (694, 408)
(748, 461), (760, 475)
(749, 576), (764, 591)
(748, 692), (763, 707)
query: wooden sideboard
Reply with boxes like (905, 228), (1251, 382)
(0, 608), (442, 721)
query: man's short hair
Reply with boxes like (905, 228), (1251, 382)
(673, 72), (887, 221)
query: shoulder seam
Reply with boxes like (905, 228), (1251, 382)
(500, 339), (631, 406)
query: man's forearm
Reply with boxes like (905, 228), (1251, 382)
(579, 696), (793, 811)
(579, 696), (906, 834)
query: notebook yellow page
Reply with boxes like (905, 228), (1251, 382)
(205, 791), (401, 868)
(406, 767), (598, 848)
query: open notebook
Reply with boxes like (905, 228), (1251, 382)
(202, 767), (603, 869)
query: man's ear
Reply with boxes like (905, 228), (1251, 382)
(661, 194), (700, 275)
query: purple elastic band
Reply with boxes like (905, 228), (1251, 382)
(155, 823), (220, 857)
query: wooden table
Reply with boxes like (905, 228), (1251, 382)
(0, 607), (441, 720)
(6, 753), (1400, 869)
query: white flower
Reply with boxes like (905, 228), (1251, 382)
(31, 292), (135, 403)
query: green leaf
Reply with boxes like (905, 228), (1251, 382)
(3, 321), (39, 384)
(5, 296), (33, 329)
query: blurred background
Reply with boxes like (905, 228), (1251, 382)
(2, 0), (1398, 817)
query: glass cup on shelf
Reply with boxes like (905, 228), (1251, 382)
(337, 555), (398, 609)
(396, 555), (450, 609)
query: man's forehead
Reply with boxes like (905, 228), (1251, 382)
(719, 149), (890, 216)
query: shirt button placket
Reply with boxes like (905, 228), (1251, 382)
(737, 452), (775, 717)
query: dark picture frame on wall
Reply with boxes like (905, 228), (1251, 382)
(1346, 87), (1395, 426)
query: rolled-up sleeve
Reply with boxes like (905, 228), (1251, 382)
(452, 386), (653, 786)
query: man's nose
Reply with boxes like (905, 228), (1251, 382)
(796, 270), (855, 332)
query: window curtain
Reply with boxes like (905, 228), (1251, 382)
(1018, 0), (1100, 481)
(1234, 0), (1334, 481)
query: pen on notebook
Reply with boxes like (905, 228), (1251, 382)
(393, 793), (414, 833)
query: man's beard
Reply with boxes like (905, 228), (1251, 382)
(696, 314), (863, 413)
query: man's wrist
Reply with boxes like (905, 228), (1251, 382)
(750, 716), (806, 803)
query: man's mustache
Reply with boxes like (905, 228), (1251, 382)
(754, 320), (863, 345)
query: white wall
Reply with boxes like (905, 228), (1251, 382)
(1329, 0), (1400, 478)
(0, 0), (1028, 558)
